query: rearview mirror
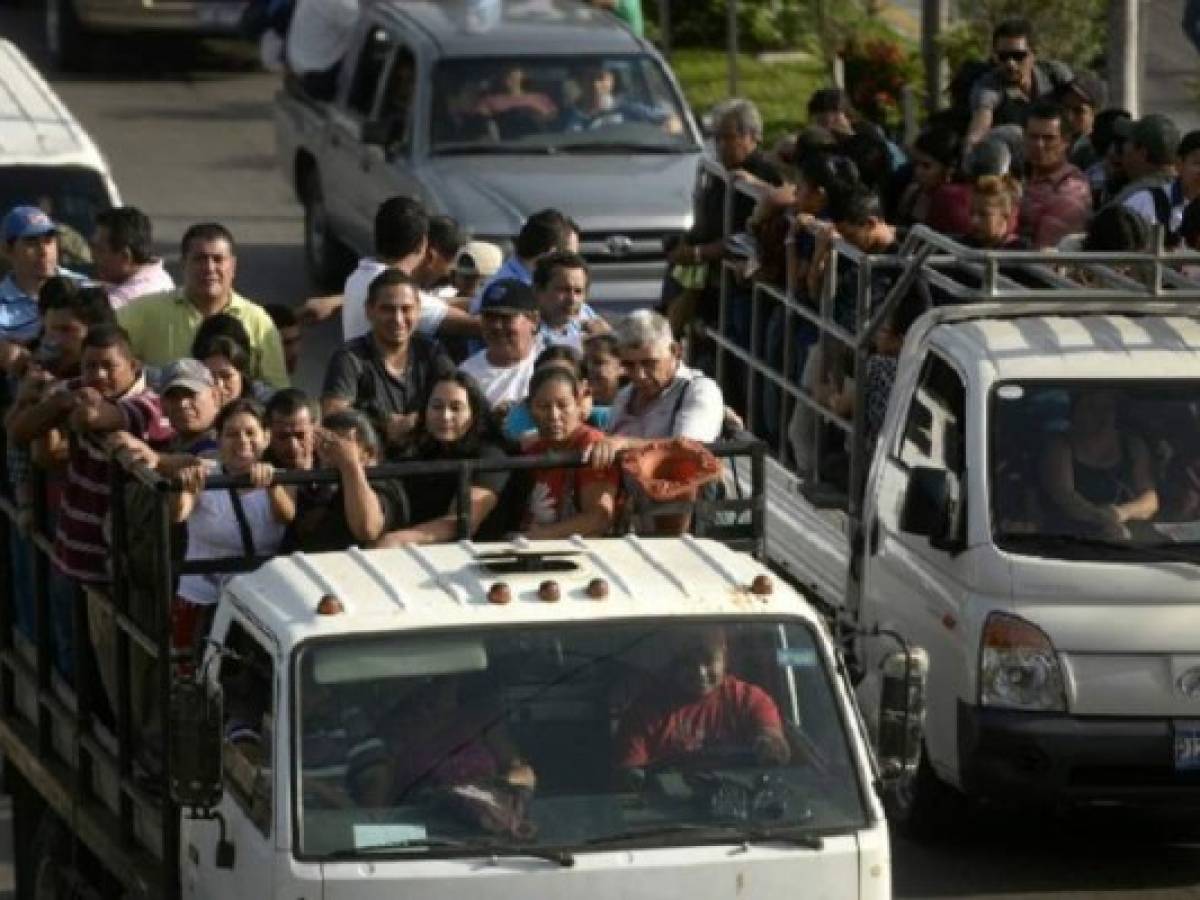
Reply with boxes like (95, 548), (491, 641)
(876, 646), (928, 783)
(900, 466), (961, 549)
(168, 679), (224, 811)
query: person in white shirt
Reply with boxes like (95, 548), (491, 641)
(588, 310), (724, 468)
(286, 0), (360, 99)
(533, 250), (608, 351)
(458, 279), (542, 411)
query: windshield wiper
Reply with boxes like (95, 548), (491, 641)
(556, 141), (686, 154)
(331, 836), (574, 867)
(582, 822), (824, 850)
(432, 143), (559, 156)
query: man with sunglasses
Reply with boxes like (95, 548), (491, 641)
(966, 18), (1073, 150)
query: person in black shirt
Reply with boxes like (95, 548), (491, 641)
(285, 409), (408, 552)
(377, 371), (519, 547)
(322, 269), (451, 458)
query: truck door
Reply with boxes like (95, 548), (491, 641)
(860, 351), (972, 779)
(360, 40), (423, 206)
(326, 24), (395, 253)
(182, 618), (277, 900)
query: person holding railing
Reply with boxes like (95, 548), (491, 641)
(519, 365), (618, 540)
(169, 399), (294, 659)
(377, 370), (519, 547)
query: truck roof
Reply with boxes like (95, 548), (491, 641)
(932, 313), (1200, 382)
(377, 0), (644, 57)
(0, 39), (108, 169)
(228, 536), (814, 645)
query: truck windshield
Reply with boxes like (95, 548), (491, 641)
(992, 380), (1200, 559)
(0, 165), (110, 244)
(294, 618), (866, 858)
(431, 55), (696, 154)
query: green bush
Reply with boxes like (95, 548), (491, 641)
(648, 0), (816, 51)
(938, 0), (1108, 74)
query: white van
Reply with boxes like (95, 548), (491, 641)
(0, 39), (120, 253)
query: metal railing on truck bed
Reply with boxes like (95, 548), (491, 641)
(0, 437), (766, 899)
(688, 156), (1200, 599)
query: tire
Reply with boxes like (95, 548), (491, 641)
(883, 746), (966, 841)
(45, 0), (92, 72)
(301, 167), (354, 291)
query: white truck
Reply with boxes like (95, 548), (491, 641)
(0, 448), (922, 899)
(703, 200), (1200, 834)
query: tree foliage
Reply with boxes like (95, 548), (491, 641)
(938, 0), (1108, 74)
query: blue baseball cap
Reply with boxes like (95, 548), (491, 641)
(3, 206), (57, 243)
(479, 277), (537, 314)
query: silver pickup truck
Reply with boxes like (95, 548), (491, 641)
(274, 0), (703, 311)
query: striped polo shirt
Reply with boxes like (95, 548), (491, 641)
(54, 374), (173, 584)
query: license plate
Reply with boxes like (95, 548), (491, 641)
(1173, 720), (1200, 771)
(196, 3), (243, 27)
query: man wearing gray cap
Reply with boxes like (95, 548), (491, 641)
(158, 359), (221, 457)
(1110, 114), (1182, 230)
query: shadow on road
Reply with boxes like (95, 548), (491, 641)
(894, 805), (1200, 898)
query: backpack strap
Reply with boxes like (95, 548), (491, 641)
(1150, 185), (1173, 229)
(227, 488), (258, 558)
(666, 377), (694, 436)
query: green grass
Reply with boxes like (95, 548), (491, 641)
(669, 48), (827, 145)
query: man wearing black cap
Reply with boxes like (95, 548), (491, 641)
(458, 278), (541, 411)
(1109, 114), (1182, 230)
(1059, 73), (1107, 171)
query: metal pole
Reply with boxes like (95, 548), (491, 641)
(920, 0), (948, 114)
(1108, 0), (1140, 116)
(727, 0), (739, 96)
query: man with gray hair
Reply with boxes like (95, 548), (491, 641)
(664, 99), (781, 332)
(588, 310), (724, 468)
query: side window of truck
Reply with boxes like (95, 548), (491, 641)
(346, 26), (393, 118)
(898, 353), (966, 481)
(218, 620), (275, 835)
(376, 45), (417, 149)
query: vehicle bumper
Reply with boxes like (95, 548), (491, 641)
(958, 701), (1200, 805)
(75, 0), (248, 34)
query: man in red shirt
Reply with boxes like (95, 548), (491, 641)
(615, 628), (790, 770)
(1020, 101), (1093, 248)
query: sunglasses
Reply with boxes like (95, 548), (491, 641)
(997, 49), (1029, 63)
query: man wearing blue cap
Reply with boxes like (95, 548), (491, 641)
(0, 205), (83, 346)
(458, 278), (542, 410)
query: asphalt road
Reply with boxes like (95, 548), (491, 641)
(1, 1), (1200, 898)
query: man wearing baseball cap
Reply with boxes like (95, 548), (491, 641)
(158, 358), (221, 457)
(1, 205), (83, 345)
(1059, 72), (1107, 171)
(452, 240), (503, 298)
(1110, 114), (1182, 229)
(458, 278), (542, 410)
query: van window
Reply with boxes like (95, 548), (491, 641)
(0, 165), (110, 244)
(347, 27), (392, 118)
(219, 620), (274, 835)
(899, 353), (966, 480)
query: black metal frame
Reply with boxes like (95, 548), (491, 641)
(0, 437), (766, 899)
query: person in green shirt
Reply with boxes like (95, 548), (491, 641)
(117, 222), (289, 389)
(587, 0), (643, 36)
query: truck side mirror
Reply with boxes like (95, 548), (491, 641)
(168, 679), (224, 812)
(900, 466), (961, 549)
(876, 646), (928, 783)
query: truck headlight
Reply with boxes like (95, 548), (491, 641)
(979, 612), (1066, 712)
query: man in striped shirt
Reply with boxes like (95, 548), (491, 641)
(24, 324), (172, 713)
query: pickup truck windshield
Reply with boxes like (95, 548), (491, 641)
(992, 380), (1200, 559)
(295, 618), (866, 858)
(431, 56), (695, 154)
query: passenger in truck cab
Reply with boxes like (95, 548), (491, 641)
(615, 627), (789, 771)
(1039, 389), (1159, 540)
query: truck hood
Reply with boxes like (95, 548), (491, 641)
(420, 152), (699, 236)
(1011, 556), (1200, 654)
(321, 838), (865, 900)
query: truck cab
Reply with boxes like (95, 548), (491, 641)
(180, 537), (892, 900)
(274, 0), (702, 309)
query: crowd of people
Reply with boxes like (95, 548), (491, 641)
(3, 10), (1198, 739)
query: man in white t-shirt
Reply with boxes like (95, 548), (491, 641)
(589, 310), (724, 467)
(287, 0), (360, 99)
(458, 279), (542, 411)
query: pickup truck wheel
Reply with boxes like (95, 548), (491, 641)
(301, 170), (353, 291)
(883, 748), (966, 841)
(45, 0), (92, 72)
